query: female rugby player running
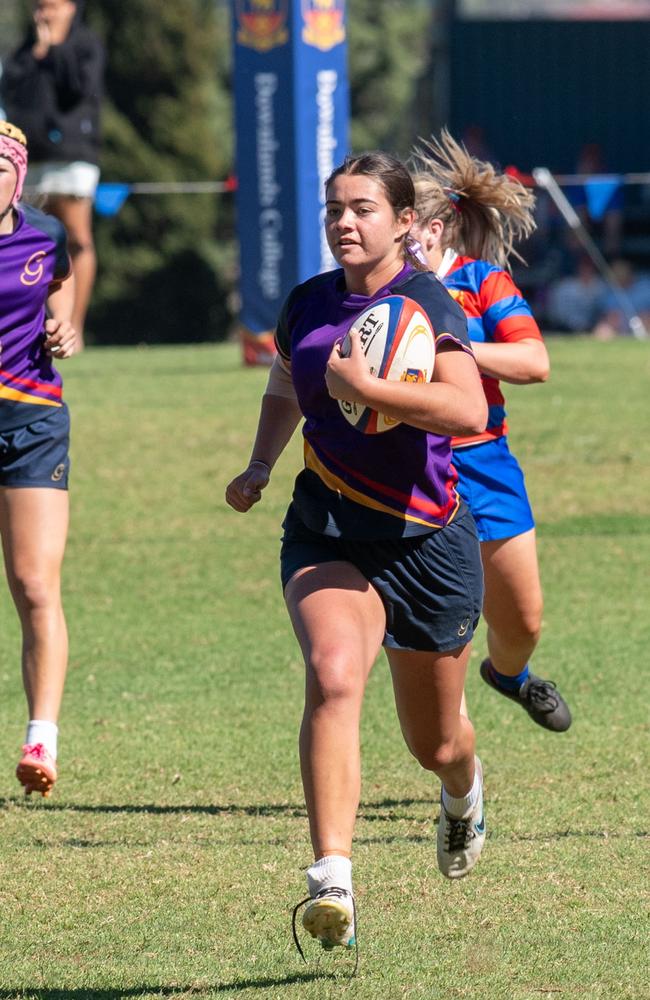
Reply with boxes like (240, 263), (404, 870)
(0, 120), (76, 797)
(410, 130), (571, 733)
(227, 151), (488, 964)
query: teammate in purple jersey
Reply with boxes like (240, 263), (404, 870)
(0, 120), (76, 798)
(227, 152), (488, 964)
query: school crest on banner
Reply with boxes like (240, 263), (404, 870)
(301, 0), (345, 51)
(235, 0), (289, 52)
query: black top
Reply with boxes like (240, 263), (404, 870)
(0, 16), (105, 165)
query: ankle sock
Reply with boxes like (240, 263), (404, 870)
(306, 855), (353, 896)
(489, 662), (529, 692)
(25, 720), (58, 760)
(442, 760), (482, 819)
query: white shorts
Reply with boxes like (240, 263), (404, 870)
(26, 161), (101, 199)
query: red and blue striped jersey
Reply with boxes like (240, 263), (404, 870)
(440, 254), (543, 448)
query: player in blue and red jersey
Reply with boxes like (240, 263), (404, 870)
(227, 151), (488, 964)
(0, 120), (77, 798)
(410, 129), (571, 733)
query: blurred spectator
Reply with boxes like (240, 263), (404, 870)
(0, 0), (104, 349)
(592, 258), (650, 340)
(545, 255), (607, 334)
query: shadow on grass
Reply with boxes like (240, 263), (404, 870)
(3, 798), (645, 844)
(0, 971), (337, 999)
(0, 796), (434, 818)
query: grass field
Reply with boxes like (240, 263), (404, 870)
(0, 336), (648, 999)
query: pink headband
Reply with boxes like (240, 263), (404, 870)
(0, 135), (29, 204)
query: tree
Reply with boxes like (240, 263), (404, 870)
(87, 0), (235, 344)
(81, 0), (437, 344)
(347, 0), (436, 155)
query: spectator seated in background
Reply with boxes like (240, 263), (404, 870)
(592, 258), (650, 340)
(545, 255), (607, 334)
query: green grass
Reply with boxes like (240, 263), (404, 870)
(0, 336), (648, 999)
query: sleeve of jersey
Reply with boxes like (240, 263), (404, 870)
(407, 277), (474, 354)
(53, 221), (72, 283)
(480, 269), (543, 344)
(274, 293), (293, 362)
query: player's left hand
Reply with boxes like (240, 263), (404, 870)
(325, 327), (372, 403)
(43, 318), (77, 359)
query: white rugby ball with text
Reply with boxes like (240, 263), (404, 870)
(338, 295), (436, 433)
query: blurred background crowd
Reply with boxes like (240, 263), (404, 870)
(1, 0), (650, 346)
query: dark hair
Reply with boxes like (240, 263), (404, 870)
(326, 151), (427, 269)
(326, 151), (416, 216)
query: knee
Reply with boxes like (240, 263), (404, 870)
(405, 734), (459, 773)
(306, 647), (363, 707)
(517, 607), (543, 646)
(10, 571), (59, 615)
(497, 603), (543, 648)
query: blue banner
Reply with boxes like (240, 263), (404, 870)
(584, 176), (622, 222)
(94, 182), (131, 217)
(231, 0), (349, 337)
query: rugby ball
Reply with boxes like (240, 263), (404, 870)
(338, 295), (435, 433)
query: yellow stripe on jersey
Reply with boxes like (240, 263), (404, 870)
(305, 443), (450, 530)
(0, 385), (62, 406)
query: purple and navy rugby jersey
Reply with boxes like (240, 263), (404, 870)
(0, 203), (70, 431)
(275, 263), (475, 540)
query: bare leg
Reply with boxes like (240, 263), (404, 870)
(284, 562), (386, 860)
(0, 488), (69, 724)
(481, 528), (542, 677)
(387, 644), (475, 796)
(46, 195), (96, 348)
(388, 644), (486, 878)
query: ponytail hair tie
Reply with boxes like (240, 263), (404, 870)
(444, 188), (463, 214)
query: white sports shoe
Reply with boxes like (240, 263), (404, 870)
(437, 758), (486, 879)
(292, 885), (359, 974)
(302, 886), (356, 950)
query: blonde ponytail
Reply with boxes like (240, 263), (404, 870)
(410, 129), (536, 270)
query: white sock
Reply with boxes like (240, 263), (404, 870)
(25, 720), (58, 760)
(442, 759), (482, 818)
(306, 855), (353, 897)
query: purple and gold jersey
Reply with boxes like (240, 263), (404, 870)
(275, 263), (474, 539)
(0, 204), (70, 431)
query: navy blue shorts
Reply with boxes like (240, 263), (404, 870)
(452, 437), (535, 543)
(280, 501), (484, 653)
(0, 405), (70, 489)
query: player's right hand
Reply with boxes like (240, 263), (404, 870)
(225, 462), (271, 512)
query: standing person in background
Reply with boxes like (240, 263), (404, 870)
(410, 130), (572, 733)
(226, 152), (487, 963)
(0, 120), (76, 798)
(0, 0), (104, 350)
